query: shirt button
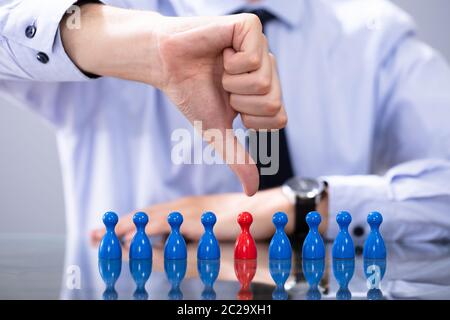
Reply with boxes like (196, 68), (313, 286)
(25, 25), (37, 39)
(353, 225), (365, 237)
(36, 52), (49, 64)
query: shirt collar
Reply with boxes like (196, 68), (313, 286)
(169, 0), (304, 27)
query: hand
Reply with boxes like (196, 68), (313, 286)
(156, 14), (287, 195)
(91, 187), (294, 243)
(61, 5), (287, 196)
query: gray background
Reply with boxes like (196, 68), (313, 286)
(1, 0), (449, 235)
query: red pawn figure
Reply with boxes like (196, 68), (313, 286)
(234, 212), (257, 259)
(234, 259), (257, 300)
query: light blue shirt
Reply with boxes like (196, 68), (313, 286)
(1, 0), (450, 241)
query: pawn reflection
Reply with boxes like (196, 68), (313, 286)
(332, 258), (355, 300)
(364, 258), (387, 300)
(234, 259), (257, 300)
(98, 258), (122, 300)
(269, 259), (291, 300)
(130, 259), (152, 300)
(164, 259), (187, 300)
(302, 259), (324, 300)
(197, 259), (220, 300)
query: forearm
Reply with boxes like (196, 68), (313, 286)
(60, 3), (164, 86)
(324, 159), (450, 241)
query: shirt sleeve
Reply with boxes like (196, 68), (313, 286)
(0, 0), (91, 81)
(323, 35), (450, 242)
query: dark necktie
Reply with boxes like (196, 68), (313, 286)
(233, 8), (294, 190)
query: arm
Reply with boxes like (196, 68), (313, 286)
(324, 36), (450, 242)
(91, 187), (296, 242)
(1, 1), (288, 195)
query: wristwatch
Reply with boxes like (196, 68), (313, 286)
(282, 177), (327, 237)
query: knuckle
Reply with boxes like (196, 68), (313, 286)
(247, 13), (263, 29)
(248, 53), (262, 70)
(256, 75), (271, 94)
(265, 99), (282, 116)
(276, 113), (288, 129)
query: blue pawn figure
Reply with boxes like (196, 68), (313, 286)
(302, 258), (324, 300)
(164, 212), (187, 260)
(269, 259), (291, 300)
(364, 257), (387, 300)
(332, 258), (355, 300)
(269, 212), (292, 260)
(130, 212), (152, 260)
(332, 211), (355, 259)
(130, 259), (152, 300)
(197, 259), (220, 300)
(98, 258), (122, 300)
(367, 288), (384, 300)
(302, 211), (325, 260)
(164, 259), (187, 300)
(363, 212), (387, 259)
(98, 212), (122, 260)
(197, 212), (220, 260)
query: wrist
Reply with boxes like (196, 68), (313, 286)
(134, 12), (166, 87)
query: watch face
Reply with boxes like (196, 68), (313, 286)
(287, 177), (323, 199)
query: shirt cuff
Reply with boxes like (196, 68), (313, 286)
(1, 0), (92, 81)
(321, 175), (389, 241)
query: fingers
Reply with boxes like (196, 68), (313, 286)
(221, 15), (285, 190)
(225, 53), (287, 130)
(90, 228), (105, 243)
(222, 14), (285, 191)
(230, 93), (283, 117)
(227, 56), (281, 117)
(90, 215), (134, 243)
(114, 213), (137, 237)
(241, 113), (287, 130)
(145, 216), (170, 237)
(120, 216), (168, 241)
(223, 48), (272, 95)
(224, 13), (265, 74)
